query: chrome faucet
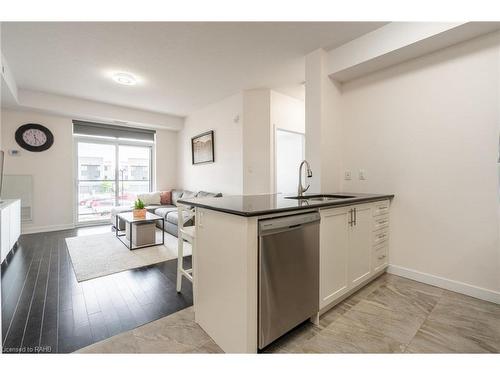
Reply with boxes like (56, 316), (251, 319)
(297, 160), (313, 197)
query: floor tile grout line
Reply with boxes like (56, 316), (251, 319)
(2, 248), (36, 348)
(20, 242), (48, 350)
(404, 290), (444, 351)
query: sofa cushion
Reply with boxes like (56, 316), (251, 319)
(166, 211), (193, 226)
(160, 191), (172, 205)
(181, 190), (196, 199)
(145, 205), (162, 213)
(137, 192), (161, 205)
(196, 190), (222, 198)
(171, 189), (184, 206)
(154, 206), (177, 218)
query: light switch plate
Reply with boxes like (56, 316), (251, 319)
(344, 171), (352, 180)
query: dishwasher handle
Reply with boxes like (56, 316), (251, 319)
(259, 212), (320, 235)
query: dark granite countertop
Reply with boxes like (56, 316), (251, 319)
(178, 192), (394, 217)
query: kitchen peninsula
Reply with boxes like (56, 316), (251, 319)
(178, 192), (394, 353)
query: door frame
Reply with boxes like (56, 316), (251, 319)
(73, 135), (154, 227)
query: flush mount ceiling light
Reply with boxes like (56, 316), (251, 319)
(112, 72), (137, 86)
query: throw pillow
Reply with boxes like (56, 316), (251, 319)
(160, 190), (172, 205)
(137, 192), (161, 205)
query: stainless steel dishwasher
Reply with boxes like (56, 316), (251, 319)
(258, 211), (320, 349)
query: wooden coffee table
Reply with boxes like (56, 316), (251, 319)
(115, 211), (165, 250)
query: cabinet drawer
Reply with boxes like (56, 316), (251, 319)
(373, 214), (389, 231)
(373, 244), (388, 268)
(373, 201), (390, 217)
(373, 229), (389, 246)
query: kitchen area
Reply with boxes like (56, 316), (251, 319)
(179, 186), (393, 353)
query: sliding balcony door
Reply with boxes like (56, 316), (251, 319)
(117, 145), (152, 207)
(76, 139), (152, 224)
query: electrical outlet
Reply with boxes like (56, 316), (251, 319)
(344, 171), (352, 180)
(359, 169), (366, 180)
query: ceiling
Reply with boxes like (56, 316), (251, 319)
(2, 22), (386, 117)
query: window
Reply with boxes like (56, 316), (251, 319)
(130, 165), (149, 180)
(76, 141), (152, 224)
(80, 164), (100, 180)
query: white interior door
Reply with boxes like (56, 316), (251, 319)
(276, 129), (305, 194)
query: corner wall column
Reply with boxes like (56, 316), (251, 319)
(305, 49), (343, 193)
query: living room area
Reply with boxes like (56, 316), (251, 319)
(0, 22), (308, 353)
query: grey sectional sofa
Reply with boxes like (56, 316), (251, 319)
(111, 189), (222, 237)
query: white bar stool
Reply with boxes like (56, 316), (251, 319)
(176, 203), (196, 293)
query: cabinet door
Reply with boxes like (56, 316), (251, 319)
(1, 208), (10, 263)
(319, 207), (350, 309)
(348, 205), (372, 288)
(10, 200), (21, 248)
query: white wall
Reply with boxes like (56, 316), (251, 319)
(1, 109), (178, 233)
(155, 129), (178, 191)
(1, 110), (74, 233)
(305, 49), (343, 193)
(340, 32), (500, 294)
(178, 90), (304, 196)
(242, 89), (272, 195)
(178, 93), (243, 195)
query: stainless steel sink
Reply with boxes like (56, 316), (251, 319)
(285, 194), (355, 201)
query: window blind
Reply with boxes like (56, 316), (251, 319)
(72, 120), (156, 142)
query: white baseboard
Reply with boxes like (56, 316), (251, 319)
(21, 223), (75, 235)
(387, 264), (500, 304)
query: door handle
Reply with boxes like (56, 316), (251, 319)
(354, 208), (357, 226)
(348, 209), (353, 226)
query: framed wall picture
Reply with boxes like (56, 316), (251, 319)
(191, 130), (215, 165)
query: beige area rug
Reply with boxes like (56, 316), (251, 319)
(66, 230), (191, 282)
(76, 307), (223, 353)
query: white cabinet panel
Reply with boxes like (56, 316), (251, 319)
(348, 205), (372, 288)
(0, 208), (10, 262)
(0, 199), (21, 264)
(319, 207), (349, 309)
(373, 242), (389, 272)
(319, 200), (391, 312)
(11, 200), (21, 249)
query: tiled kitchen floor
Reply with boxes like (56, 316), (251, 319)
(78, 273), (500, 353)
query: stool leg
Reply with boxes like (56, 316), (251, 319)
(176, 234), (184, 293)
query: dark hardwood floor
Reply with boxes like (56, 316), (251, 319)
(1, 225), (192, 354)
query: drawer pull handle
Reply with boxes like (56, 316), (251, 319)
(377, 233), (386, 239)
(378, 255), (386, 260)
(377, 220), (388, 225)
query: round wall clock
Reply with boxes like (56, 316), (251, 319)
(15, 123), (54, 152)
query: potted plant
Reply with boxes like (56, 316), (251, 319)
(133, 198), (147, 219)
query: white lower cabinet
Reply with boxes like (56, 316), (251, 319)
(319, 200), (390, 310)
(0, 199), (21, 264)
(319, 207), (350, 308)
(347, 204), (372, 289)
